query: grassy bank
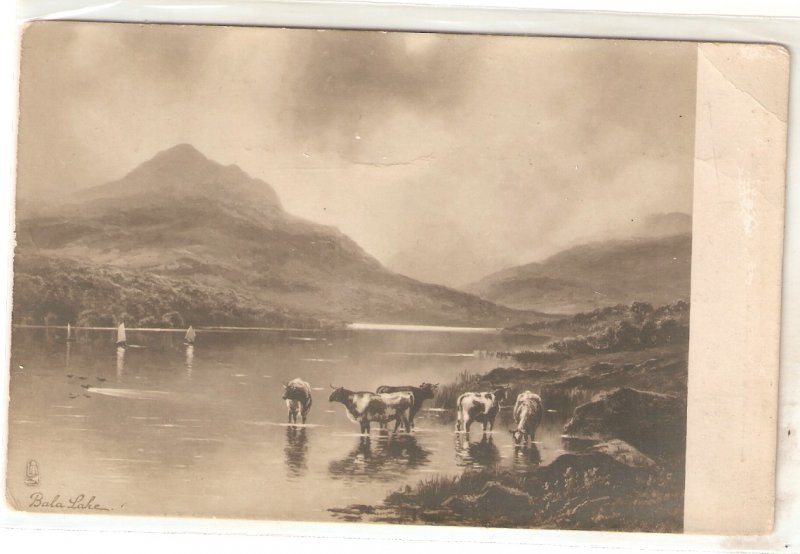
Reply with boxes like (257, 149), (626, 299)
(431, 342), (688, 413)
(429, 301), (689, 413)
(378, 452), (684, 531)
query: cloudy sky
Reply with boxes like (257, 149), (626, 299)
(16, 22), (697, 286)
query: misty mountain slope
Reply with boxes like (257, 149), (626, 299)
(14, 144), (538, 327)
(466, 234), (692, 314)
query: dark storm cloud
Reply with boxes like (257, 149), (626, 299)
(284, 31), (479, 151)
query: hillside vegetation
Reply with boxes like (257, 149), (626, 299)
(13, 255), (320, 328)
(503, 301), (689, 363)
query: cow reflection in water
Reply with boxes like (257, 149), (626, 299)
(511, 443), (541, 473)
(454, 433), (501, 469)
(328, 434), (430, 481)
(284, 427), (308, 477)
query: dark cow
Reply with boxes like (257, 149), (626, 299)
(455, 387), (509, 434)
(375, 382), (438, 429)
(510, 390), (544, 445)
(329, 386), (413, 434)
(282, 378), (312, 424)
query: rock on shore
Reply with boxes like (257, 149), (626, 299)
(563, 387), (686, 457)
(367, 446), (682, 531)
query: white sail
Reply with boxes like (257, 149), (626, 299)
(117, 323), (127, 344)
(66, 323), (71, 340)
(185, 326), (196, 343)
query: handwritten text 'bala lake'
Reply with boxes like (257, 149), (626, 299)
(28, 493), (113, 511)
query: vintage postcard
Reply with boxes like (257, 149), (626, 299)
(3, 22), (789, 534)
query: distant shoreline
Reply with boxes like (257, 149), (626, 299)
(11, 324), (329, 333)
(13, 323), (502, 334)
(347, 323), (501, 333)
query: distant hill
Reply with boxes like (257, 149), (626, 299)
(13, 144), (539, 328)
(465, 233), (691, 314)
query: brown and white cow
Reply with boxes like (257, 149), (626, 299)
(510, 391), (544, 445)
(455, 387), (509, 434)
(282, 378), (312, 424)
(376, 382), (438, 429)
(329, 386), (413, 434)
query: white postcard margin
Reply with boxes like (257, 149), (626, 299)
(684, 42), (789, 534)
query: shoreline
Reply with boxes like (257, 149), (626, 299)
(347, 323), (502, 333)
(14, 322), (506, 334)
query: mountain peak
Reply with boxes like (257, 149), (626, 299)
(155, 143), (208, 161)
(77, 144), (283, 212)
(144, 143), (217, 172)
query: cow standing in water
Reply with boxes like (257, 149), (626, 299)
(455, 387), (509, 434)
(510, 391), (544, 445)
(329, 386), (413, 434)
(376, 382), (438, 429)
(282, 378), (312, 424)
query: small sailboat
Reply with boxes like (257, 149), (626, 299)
(115, 323), (127, 348)
(66, 323), (75, 342)
(184, 325), (196, 346)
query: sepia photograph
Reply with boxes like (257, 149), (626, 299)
(5, 20), (725, 532)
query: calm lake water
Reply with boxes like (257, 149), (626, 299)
(7, 326), (589, 521)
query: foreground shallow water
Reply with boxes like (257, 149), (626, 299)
(7, 326), (592, 521)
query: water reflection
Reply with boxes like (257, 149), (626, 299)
(185, 345), (194, 377)
(284, 427), (308, 478)
(65, 341), (71, 369)
(511, 443), (541, 472)
(454, 433), (500, 469)
(116, 346), (125, 382)
(328, 435), (431, 482)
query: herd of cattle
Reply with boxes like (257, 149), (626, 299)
(281, 378), (544, 444)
